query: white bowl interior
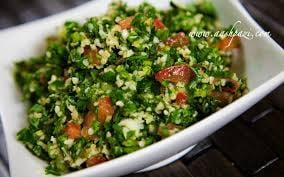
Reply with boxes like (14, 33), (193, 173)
(0, 0), (283, 177)
(213, 0), (284, 89)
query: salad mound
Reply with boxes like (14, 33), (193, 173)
(14, 0), (247, 175)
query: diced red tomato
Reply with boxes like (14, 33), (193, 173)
(210, 91), (233, 106)
(98, 96), (115, 125)
(176, 92), (188, 105)
(84, 111), (96, 127)
(165, 32), (189, 47)
(167, 123), (180, 130)
(155, 64), (195, 84)
(118, 16), (134, 30)
(153, 18), (165, 30)
(86, 155), (107, 167)
(83, 46), (100, 66)
(222, 79), (240, 94)
(81, 111), (97, 139)
(218, 36), (241, 51)
(65, 122), (81, 139)
(210, 78), (239, 105)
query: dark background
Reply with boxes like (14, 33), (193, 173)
(0, 1), (283, 177)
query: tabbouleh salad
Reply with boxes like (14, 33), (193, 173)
(14, 0), (247, 175)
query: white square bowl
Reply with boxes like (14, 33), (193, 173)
(0, 0), (283, 177)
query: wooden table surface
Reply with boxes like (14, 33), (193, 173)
(0, 1), (283, 177)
